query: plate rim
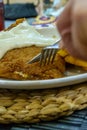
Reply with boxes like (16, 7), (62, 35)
(0, 73), (86, 89)
(1, 26), (87, 89)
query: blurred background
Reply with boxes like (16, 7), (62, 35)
(0, 0), (69, 30)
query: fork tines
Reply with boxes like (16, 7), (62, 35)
(40, 48), (58, 66)
(28, 39), (60, 65)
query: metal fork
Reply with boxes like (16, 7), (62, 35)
(28, 39), (61, 66)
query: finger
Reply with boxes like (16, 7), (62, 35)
(56, 0), (75, 54)
(72, 0), (87, 60)
(59, 40), (64, 48)
(56, 0), (73, 34)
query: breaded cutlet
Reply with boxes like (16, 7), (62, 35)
(0, 19), (65, 80)
(0, 46), (65, 80)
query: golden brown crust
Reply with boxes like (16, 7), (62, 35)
(0, 46), (65, 80)
(4, 18), (26, 31)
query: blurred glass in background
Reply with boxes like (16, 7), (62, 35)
(0, 0), (4, 30)
(42, 0), (68, 17)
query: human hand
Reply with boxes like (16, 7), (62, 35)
(56, 0), (87, 61)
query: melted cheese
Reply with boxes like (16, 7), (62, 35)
(0, 21), (57, 59)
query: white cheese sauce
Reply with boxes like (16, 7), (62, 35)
(0, 21), (57, 59)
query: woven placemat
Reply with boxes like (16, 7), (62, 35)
(0, 82), (87, 124)
(0, 108), (87, 130)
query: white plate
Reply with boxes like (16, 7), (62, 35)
(0, 73), (87, 89)
(0, 26), (87, 89)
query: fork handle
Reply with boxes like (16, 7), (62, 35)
(54, 38), (61, 46)
(28, 53), (41, 64)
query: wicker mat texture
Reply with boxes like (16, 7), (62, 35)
(0, 108), (87, 130)
(0, 82), (86, 125)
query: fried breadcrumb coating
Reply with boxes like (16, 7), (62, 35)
(0, 46), (65, 80)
